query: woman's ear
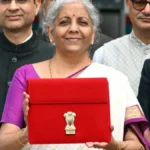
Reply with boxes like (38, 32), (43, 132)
(47, 25), (54, 43)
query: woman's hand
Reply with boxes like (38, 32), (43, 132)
(23, 92), (30, 126)
(23, 92), (30, 140)
(86, 125), (119, 150)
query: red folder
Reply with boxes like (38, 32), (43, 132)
(27, 78), (111, 144)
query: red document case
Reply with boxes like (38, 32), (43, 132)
(27, 78), (111, 144)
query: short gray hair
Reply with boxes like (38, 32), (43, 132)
(43, 0), (101, 44)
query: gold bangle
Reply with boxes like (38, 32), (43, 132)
(17, 128), (28, 146)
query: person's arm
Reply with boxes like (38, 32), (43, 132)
(92, 47), (104, 63)
(0, 123), (28, 150)
(120, 127), (145, 150)
(0, 68), (28, 150)
(137, 60), (150, 122)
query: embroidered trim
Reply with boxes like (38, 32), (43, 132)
(125, 105), (144, 120)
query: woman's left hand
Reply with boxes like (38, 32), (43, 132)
(86, 125), (119, 150)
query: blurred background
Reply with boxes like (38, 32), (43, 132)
(0, 0), (132, 39)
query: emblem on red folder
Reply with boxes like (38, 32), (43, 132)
(64, 111), (76, 134)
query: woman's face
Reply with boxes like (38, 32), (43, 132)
(48, 2), (95, 55)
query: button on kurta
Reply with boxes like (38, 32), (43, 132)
(144, 49), (150, 55)
(12, 57), (17, 63)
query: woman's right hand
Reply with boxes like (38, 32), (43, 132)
(23, 92), (30, 126)
(23, 92), (30, 140)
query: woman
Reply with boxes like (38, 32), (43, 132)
(0, 0), (149, 150)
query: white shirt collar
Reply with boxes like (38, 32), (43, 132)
(130, 30), (150, 47)
(22, 31), (33, 43)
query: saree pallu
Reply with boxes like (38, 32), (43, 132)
(125, 105), (150, 150)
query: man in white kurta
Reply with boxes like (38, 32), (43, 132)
(93, 0), (150, 97)
(93, 31), (150, 95)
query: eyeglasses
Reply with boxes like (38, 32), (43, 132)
(0, 0), (30, 4)
(131, 0), (150, 11)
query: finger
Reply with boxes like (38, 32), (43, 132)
(23, 92), (29, 102)
(85, 142), (94, 148)
(86, 142), (109, 149)
(23, 92), (30, 125)
(23, 92), (30, 101)
(23, 92), (26, 98)
(110, 125), (114, 132)
(93, 142), (109, 149)
(23, 95), (29, 116)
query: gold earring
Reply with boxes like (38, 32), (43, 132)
(50, 39), (53, 43)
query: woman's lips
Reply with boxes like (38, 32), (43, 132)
(65, 38), (82, 42)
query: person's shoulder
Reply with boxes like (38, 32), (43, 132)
(90, 33), (112, 58)
(142, 59), (150, 74)
(33, 31), (54, 47)
(33, 29), (51, 44)
(9, 64), (32, 86)
(0, 32), (4, 41)
(103, 34), (129, 47)
(96, 34), (129, 51)
(144, 58), (150, 66)
(100, 33), (113, 43)
(0, 32), (3, 37)
(15, 64), (32, 77)
(92, 62), (128, 80)
(17, 64), (32, 70)
(33, 31), (55, 56)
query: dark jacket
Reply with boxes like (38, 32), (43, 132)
(137, 59), (150, 122)
(0, 31), (55, 119)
